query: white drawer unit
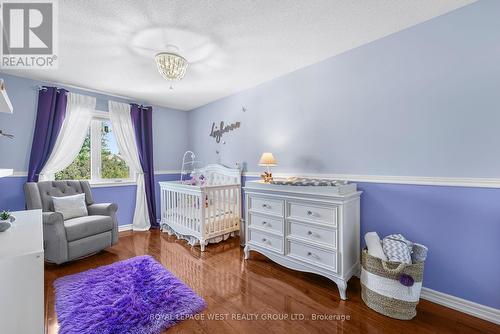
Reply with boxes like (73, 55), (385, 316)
(247, 228), (284, 254)
(288, 202), (338, 226)
(248, 196), (284, 217)
(248, 213), (283, 235)
(288, 240), (338, 272)
(288, 220), (337, 248)
(244, 180), (361, 300)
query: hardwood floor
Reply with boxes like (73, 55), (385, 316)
(44, 230), (498, 334)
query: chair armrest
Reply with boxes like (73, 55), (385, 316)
(87, 203), (118, 216)
(41, 211), (68, 264)
(42, 212), (64, 225)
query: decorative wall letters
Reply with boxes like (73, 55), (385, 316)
(209, 121), (241, 143)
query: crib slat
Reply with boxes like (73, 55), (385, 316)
(190, 193), (194, 232)
(222, 188), (226, 232)
(212, 189), (216, 234)
(225, 188), (229, 230)
(160, 178), (241, 252)
(182, 194), (188, 227)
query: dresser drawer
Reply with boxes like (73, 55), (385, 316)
(288, 202), (337, 226)
(248, 229), (283, 253)
(249, 196), (284, 217)
(287, 240), (338, 272)
(248, 213), (283, 235)
(288, 221), (337, 249)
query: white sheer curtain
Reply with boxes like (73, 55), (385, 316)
(108, 101), (150, 231)
(39, 92), (95, 181)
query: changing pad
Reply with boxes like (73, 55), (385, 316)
(270, 177), (349, 186)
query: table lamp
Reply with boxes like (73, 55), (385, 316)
(258, 152), (277, 183)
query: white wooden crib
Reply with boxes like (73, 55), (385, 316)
(159, 164), (242, 251)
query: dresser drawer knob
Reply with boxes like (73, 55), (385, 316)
(307, 251), (319, 259)
(307, 210), (314, 216)
(307, 231), (313, 235)
(262, 238), (267, 242)
(262, 204), (270, 209)
(262, 221), (267, 225)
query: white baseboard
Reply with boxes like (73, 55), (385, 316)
(118, 224), (152, 232)
(118, 224), (133, 232)
(421, 287), (500, 325)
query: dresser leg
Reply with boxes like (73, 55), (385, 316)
(244, 245), (250, 259)
(337, 281), (347, 300)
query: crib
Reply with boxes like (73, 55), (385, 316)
(159, 164), (242, 251)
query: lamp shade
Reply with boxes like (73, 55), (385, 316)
(258, 152), (277, 166)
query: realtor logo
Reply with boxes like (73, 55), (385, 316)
(0, 0), (58, 68)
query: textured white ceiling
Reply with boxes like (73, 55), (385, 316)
(2, 0), (476, 110)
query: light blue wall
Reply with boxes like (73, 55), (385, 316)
(187, 0), (500, 309)
(0, 73), (189, 227)
(188, 0), (500, 178)
(0, 73), (189, 172)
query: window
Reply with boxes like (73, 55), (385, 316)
(55, 112), (134, 184)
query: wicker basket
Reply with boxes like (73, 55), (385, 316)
(361, 249), (425, 320)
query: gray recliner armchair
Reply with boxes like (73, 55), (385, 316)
(24, 181), (119, 264)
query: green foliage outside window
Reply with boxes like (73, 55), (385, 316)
(55, 123), (130, 181)
(55, 134), (91, 180)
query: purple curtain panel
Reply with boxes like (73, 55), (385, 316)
(131, 104), (157, 228)
(27, 87), (68, 182)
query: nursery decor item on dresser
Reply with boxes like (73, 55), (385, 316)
(159, 164), (242, 251)
(258, 152), (277, 183)
(243, 180), (361, 300)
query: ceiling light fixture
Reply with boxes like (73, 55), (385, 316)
(155, 48), (188, 81)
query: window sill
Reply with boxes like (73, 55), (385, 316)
(90, 181), (137, 188)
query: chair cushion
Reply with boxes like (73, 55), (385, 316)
(52, 193), (88, 220)
(37, 181), (94, 212)
(64, 215), (113, 242)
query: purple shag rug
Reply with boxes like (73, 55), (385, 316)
(54, 255), (206, 334)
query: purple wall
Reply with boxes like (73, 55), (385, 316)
(357, 182), (500, 309)
(0, 173), (180, 227)
(3, 173), (499, 308)
(241, 176), (500, 309)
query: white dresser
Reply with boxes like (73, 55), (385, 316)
(0, 209), (44, 334)
(243, 181), (361, 300)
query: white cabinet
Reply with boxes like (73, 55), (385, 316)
(0, 210), (44, 334)
(0, 79), (13, 114)
(0, 169), (13, 177)
(243, 181), (361, 300)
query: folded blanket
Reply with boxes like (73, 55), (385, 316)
(382, 234), (413, 264)
(411, 243), (428, 263)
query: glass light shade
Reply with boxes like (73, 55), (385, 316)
(258, 152), (277, 166)
(155, 52), (188, 81)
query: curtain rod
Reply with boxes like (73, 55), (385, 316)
(32, 85), (152, 108)
(34, 85), (68, 94)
